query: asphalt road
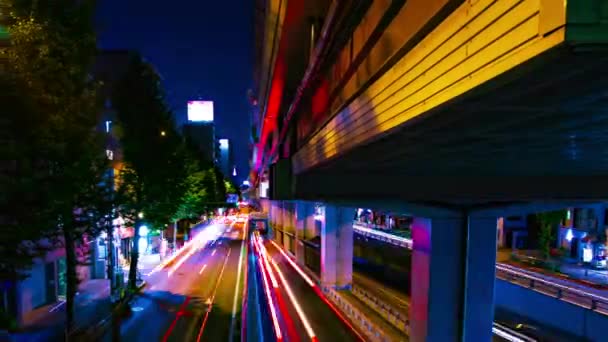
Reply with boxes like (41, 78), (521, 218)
(100, 222), (247, 342)
(261, 238), (363, 342)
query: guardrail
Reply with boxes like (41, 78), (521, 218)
(351, 284), (409, 335)
(322, 285), (392, 342)
(354, 222), (608, 316)
(353, 223), (412, 249)
(496, 263), (608, 316)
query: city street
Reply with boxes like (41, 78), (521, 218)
(100, 221), (247, 342)
(254, 234), (365, 342)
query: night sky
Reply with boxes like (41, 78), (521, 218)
(96, 1), (253, 182)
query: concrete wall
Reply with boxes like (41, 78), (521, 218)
(495, 279), (608, 341)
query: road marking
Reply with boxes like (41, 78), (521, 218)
(196, 248), (231, 342)
(199, 264), (207, 275)
(229, 236), (247, 341)
(161, 296), (191, 342)
(49, 300), (66, 312)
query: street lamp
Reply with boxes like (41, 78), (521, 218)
(160, 130), (166, 137)
(138, 212), (144, 219)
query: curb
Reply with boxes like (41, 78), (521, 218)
(71, 281), (147, 339)
(322, 286), (392, 342)
(351, 284), (409, 335)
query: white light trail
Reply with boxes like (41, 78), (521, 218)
(198, 264), (207, 275)
(229, 221), (248, 341)
(270, 240), (315, 287)
(258, 255), (283, 341)
(270, 257), (317, 340)
(492, 323), (537, 342)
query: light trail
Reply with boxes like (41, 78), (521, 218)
(257, 253), (283, 341)
(196, 248), (231, 342)
(266, 237), (365, 341)
(255, 235), (278, 288)
(269, 256), (317, 340)
(229, 221), (248, 341)
(270, 240), (315, 286)
(49, 300), (66, 312)
(492, 322), (537, 342)
(167, 224), (224, 277)
(161, 296), (191, 342)
(198, 264), (207, 275)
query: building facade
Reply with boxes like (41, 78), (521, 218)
(249, 1), (608, 340)
(218, 138), (235, 180)
(183, 121), (217, 165)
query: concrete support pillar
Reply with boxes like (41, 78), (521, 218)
(305, 204), (317, 239)
(283, 202), (292, 251)
(321, 205), (354, 289)
(269, 201), (277, 228)
(295, 201), (315, 265)
(409, 214), (497, 342)
(275, 201), (282, 243)
(275, 201), (283, 230)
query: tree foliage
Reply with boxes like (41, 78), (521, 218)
(112, 54), (188, 288)
(3, 0), (106, 333)
(536, 210), (567, 259)
(224, 179), (238, 195)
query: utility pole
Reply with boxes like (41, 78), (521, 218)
(173, 219), (178, 254)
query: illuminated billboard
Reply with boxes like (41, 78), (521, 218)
(187, 100), (214, 122)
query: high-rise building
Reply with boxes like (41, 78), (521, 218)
(218, 138), (235, 180)
(183, 100), (217, 164)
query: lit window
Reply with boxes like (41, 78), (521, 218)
(106, 149), (114, 160)
(105, 120), (112, 133)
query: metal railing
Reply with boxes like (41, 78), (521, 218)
(351, 284), (409, 334)
(353, 223), (412, 249)
(354, 222), (608, 316)
(322, 285), (393, 342)
(496, 263), (608, 316)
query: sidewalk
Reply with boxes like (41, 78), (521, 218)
(137, 252), (162, 276)
(499, 248), (608, 289)
(558, 262), (608, 286)
(11, 279), (112, 342)
(9, 253), (161, 342)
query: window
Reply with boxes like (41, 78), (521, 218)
(106, 149), (114, 160)
(105, 120), (112, 133)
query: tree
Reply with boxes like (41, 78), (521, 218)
(112, 54), (187, 289)
(173, 156), (209, 221)
(5, 0), (106, 333)
(224, 179), (239, 195)
(0, 73), (57, 297)
(536, 210), (567, 259)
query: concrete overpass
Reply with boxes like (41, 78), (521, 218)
(249, 1), (608, 341)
